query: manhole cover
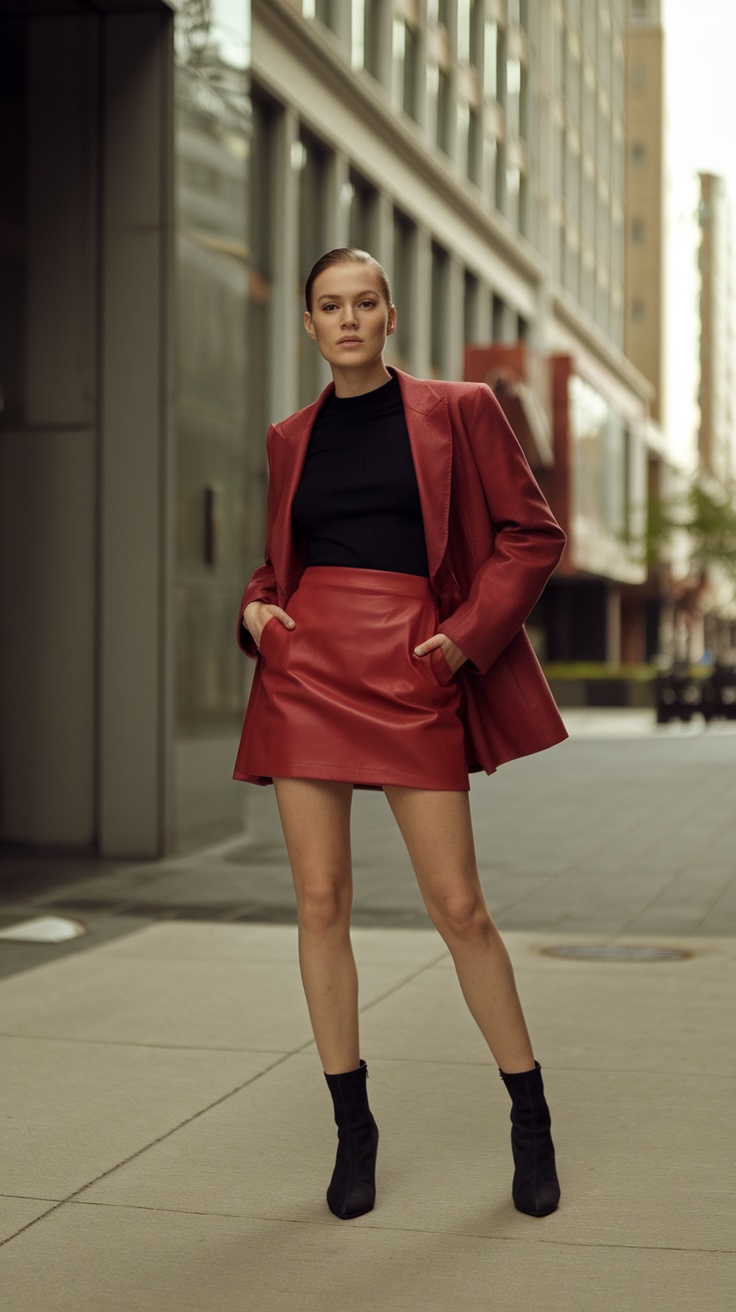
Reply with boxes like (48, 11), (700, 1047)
(540, 945), (690, 963)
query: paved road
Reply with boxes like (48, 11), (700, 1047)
(1, 711), (734, 980)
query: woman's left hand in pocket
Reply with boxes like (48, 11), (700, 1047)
(413, 633), (467, 674)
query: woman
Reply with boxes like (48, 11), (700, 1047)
(234, 247), (566, 1222)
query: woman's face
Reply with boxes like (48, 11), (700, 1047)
(304, 262), (396, 371)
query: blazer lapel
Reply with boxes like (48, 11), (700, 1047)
(394, 369), (452, 586)
(268, 368), (453, 594)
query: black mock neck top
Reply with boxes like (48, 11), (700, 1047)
(291, 373), (429, 576)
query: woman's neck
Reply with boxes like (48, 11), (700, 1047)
(331, 361), (392, 398)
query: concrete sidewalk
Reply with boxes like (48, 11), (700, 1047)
(0, 919), (734, 1310)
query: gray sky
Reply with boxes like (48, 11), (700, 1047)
(662, 0), (736, 466)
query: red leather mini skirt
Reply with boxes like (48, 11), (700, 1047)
(233, 566), (468, 790)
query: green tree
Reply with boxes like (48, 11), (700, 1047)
(645, 483), (736, 582)
(643, 481), (736, 664)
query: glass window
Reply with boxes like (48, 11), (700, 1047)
(505, 162), (521, 228)
(506, 57), (521, 136)
(458, 0), (471, 62)
(348, 170), (378, 252)
(483, 132), (497, 205)
(298, 132), (327, 406)
(431, 242), (448, 376)
(248, 95), (275, 450)
(484, 20), (498, 100)
(467, 106), (481, 185)
(393, 210), (414, 367)
(174, 21), (252, 738)
(495, 138), (506, 214)
(457, 100), (470, 174)
(437, 67), (453, 154)
(469, 0), (483, 70)
(404, 22), (421, 120)
(519, 62), (529, 142)
(570, 375), (635, 544)
(309, 0), (337, 33)
(363, 0), (382, 79)
(393, 18), (420, 121)
(492, 294), (506, 342)
(464, 269), (479, 344)
(351, 0), (365, 67)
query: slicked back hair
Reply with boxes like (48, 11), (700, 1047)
(305, 248), (393, 313)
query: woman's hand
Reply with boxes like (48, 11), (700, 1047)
(413, 633), (467, 674)
(243, 600), (295, 649)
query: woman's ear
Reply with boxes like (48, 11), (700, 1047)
(303, 310), (316, 340)
(386, 305), (397, 337)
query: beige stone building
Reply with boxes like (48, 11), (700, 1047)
(624, 0), (665, 424)
(696, 171), (734, 484)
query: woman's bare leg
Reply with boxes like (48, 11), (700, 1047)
(273, 778), (359, 1074)
(383, 786), (534, 1074)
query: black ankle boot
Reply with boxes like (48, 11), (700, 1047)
(499, 1061), (560, 1217)
(323, 1059), (379, 1219)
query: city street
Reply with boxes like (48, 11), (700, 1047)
(0, 711), (734, 1309)
(1, 710), (734, 972)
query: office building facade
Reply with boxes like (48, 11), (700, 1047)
(0, 0), (654, 857)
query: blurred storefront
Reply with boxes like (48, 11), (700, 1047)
(466, 344), (650, 665)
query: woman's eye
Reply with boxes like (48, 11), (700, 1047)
(360, 301), (377, 309)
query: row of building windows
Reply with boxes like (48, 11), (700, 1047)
(249, 88), (522, 415)
(550, 2), (626, 342)
(303, 0), (532, 236)
(295, 2), (628, 345)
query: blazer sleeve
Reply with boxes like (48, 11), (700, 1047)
(237, 426), (280, 660)
(440, 385), (566, 675)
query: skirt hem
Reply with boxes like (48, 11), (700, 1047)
(233, 763), (469, 791)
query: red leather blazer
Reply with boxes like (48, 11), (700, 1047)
(236, 367), (568, 776)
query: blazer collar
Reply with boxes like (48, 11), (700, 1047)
(270, 368), (452, 586)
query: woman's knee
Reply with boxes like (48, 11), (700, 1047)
(296, 875), (352, 933)
(429, 889), (494, 944)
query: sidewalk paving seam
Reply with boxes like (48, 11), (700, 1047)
(0, 1033), (304, 1052)
(352, 950), (452, 1014)
(0, 1047), (302, 1252)
(36, 1200), (736, 1256)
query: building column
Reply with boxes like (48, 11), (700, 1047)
(97, 11), (174, 856)
(0, 15), (99, 846)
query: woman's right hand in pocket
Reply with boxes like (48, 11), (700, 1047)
(243, 601), (295, 650)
